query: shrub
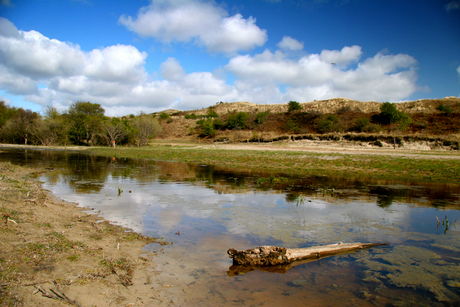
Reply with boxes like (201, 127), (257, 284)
(225, 112), (249, 129)
(288, 101), (302, 113)
(378, 102), (404, 124)
(255, 111), (269, 124)
(196, 119), (216, 137)
(364, 123), (381, 133)
(213, 118), (224, 130)
(159, 112), (170, 120)
(354, 118), (370, 132)
(316, 115), (343, 133)
(201, 120), (216, 137)
(285, 119), (300, 133)
(207, 107), (219, 118)
(185, 113), (198, 119)
(376, 102), (411, 131)
(436, 103), (452, 115)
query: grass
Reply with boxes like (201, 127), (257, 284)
(89, 144), (460, 184)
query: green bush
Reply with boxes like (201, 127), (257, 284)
(436, 104), (452, 115)
(159, 112), (170, 120)
(255, 111), (269, 124)
(376, 102), (411, 131)
(354, 118), (370, 132)
(201, 120), (216, 137)
(213, 118), (224, 130)
(288, 101), (302, 113)
(196, 119), (216, 137)
(285, 119), (300, 133)
(207, 107), (219, 118)
(185, 113), (198, 119)
(316, 115), (343, 133)
(225, 112), (249, 129)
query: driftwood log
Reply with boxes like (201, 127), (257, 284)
(227, 242), (388, 267)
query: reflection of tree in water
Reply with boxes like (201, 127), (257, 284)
(65, 154), (112, 194)
(369, 186), (410, 208)
(2, 148), (460, 209)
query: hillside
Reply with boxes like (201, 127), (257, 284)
(155, 97), (460, 150)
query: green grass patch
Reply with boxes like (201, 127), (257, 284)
(89, 145), (460, 184)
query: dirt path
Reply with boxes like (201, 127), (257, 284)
(0, 162), (171, 307)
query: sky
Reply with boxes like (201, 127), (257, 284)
(0, 0), (459, 117)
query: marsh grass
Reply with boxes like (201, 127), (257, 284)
(90, 145), (460, 184)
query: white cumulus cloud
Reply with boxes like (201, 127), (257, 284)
(119, 0), (267, 54)
(320, 45), (362, 66)
(277, 36), (304, 51)
(226, 46), (418, 103)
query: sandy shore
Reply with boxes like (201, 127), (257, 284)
(0, 162), (171, 306)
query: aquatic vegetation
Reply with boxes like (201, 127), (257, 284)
(358, 245), (460, 303)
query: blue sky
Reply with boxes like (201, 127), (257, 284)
(0, 0), (459, 116)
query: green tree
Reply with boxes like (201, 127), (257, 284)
(197, 119), (216, 137)
(377, 102), (411, 131)
(225, 112), (249, 130)
(67, 101), (105, 145)
(288, 101), (302, 113)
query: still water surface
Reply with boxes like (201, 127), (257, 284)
(2, 148), (460, 306)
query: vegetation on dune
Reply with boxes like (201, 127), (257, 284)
(1, 98), (459, 147)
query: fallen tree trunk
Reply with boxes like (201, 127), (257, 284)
(227, 242), (388, 266)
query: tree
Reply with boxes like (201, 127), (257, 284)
(15, 108), (39, 144)
(377, 102), (411, 131)
(132, 116), (162, 146)
(225, 112), (249, 130)
(67, 101), (105, 145)
(288, 101), (302, 113)
(99, 118), (127, 147)
(31, 119), (61, 146)
(196, 119), (216, 137)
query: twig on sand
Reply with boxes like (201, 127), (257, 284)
(34, 280), (82, 307)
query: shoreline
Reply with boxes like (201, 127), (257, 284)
(0, 162), (167, 306)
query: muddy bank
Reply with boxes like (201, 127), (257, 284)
(0, 162), (169, 306)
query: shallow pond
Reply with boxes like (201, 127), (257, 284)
(1, 148), (460, 306)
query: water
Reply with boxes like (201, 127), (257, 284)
(1, 148), (460, 306)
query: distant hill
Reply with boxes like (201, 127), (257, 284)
(155, 97), (460, 148)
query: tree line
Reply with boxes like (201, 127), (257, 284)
(0, 101), (161, 146)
